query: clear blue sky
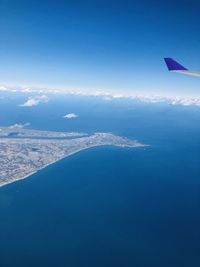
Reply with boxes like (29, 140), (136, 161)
(1, 0), (200, 96)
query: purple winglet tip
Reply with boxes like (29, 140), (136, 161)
(164, 58), (188, 71)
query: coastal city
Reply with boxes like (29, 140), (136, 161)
(0, 127), (146, 187)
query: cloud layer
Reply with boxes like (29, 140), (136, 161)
(2, 84), (200, 107)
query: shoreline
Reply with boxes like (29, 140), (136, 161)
(0, 143), (147, 188)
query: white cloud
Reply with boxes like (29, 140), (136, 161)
(9, 123), (30, 129)
(63, 113), (79, 119)
(0, 86), (8, 91)
(2, 83), (200, 107)
(19, 95), (49, 107)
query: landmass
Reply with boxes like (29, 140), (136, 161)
(0, 127), (87, 138)
(0, 127), (147, 187)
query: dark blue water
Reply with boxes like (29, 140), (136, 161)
(0, 94), (200, 266)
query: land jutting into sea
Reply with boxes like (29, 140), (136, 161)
(0, 127), (147, 187)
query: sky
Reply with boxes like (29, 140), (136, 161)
(1, 0), (200, 97)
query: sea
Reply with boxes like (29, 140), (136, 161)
(0, 93), (200, 267)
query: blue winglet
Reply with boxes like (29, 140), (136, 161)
(164, 58), (188, 71)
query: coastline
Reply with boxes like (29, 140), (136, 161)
(0, 142), (146, 188)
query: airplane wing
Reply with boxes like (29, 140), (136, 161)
(164, 58), (200, 77)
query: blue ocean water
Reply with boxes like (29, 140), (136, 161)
(0, 94), (200, 267)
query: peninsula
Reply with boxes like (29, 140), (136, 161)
(0, 127), (147, 187)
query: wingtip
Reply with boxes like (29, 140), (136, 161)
(164, 58), (188, 71)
